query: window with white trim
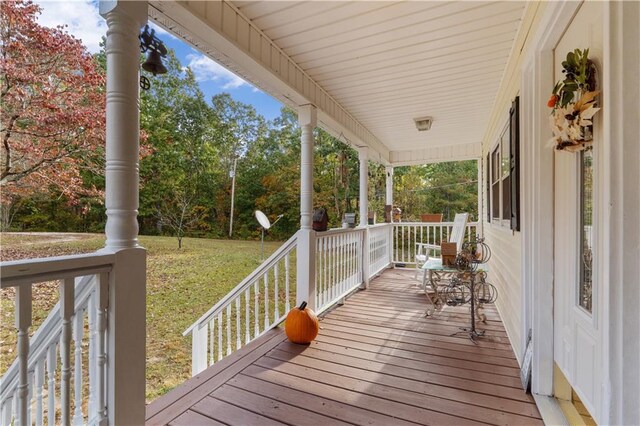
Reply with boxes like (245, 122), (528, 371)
(489, 123), (512, 225)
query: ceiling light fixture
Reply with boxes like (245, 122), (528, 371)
(413, 116), (433, 131)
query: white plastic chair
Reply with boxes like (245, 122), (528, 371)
(414, 213), (469, 279)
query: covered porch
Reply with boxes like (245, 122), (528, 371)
(3, 0), (638, 424)
(147, 268), (541, 426)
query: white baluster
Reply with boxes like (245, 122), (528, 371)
(95, 273), (108, 424)
(87, 293), (96, 418)
(330, 236), (335, 299)
(323, 238), (327, 306)
(284, 254), (291, 313)
(225, 305), (232, 356)
(336, 235), (342, 293)
(335, 236), (339, 296)
(26, 371), (33, 426)
(401, 225), (406, 262)
(319, 239), (325, 307)
(315, 240), (320, 309)
(217, 312), (223, 362)
(209, 317), (215, 366)
(341, 234), (345, 290)
(263, 274), (269, 329)
(350, 232), (355, 286)
(354, 232), (370, 283)
(253, 281), (259, 337)
(60, 278), (74, 426)
(1, 397), (12, 426)
(72, 309), (84, 425)
(46, 345), (56, 426)
(337, 235), (341, 293)
(235, 298), (241, 350)
(322, 238), (327, 304)
(273, 264), (279, 320)
(15, 283), (32, 426)
(410, 226), (418, 262)
(346, 233), (351, 288)
(394, 225), (398, 263)
(348, 233), (352, 287)
(244, 289), (250, 344)
(13, 389), (19, 425)
(341, 234), (346, 291)
(349, 234), (353, 287)
(35, 358), (45, 426)
(333, 237), (339, 295)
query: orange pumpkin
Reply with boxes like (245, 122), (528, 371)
(285, 301), (319, 344)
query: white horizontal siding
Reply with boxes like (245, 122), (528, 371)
(485, 226), (522, 363)
(479, 2), (549, 364)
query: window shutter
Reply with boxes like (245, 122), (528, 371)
(510, 96), (520, 231)
(486, 153), (491, 222)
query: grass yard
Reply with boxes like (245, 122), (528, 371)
(0, 233), (283, 402)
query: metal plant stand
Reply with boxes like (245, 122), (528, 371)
(421, 238), (497, 343)
(450, 271), (485, 342)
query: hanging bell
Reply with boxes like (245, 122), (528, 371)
(142, 50), (167, 76)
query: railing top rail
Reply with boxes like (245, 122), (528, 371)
(368, 223), (392, 229)
(183, 230), (300, 336)
(315, 227), (366, 238)
(392, 221), (479, 226)
(1, 252), (115, 288)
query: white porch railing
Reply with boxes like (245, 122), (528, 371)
(0, 253), (114, 426)
(392, 222), (479, 265)
(368, 224), (392, 278)
(314, 228), (365, 313)
(184, 221), (479, 376)
(184, 231), (299, 376)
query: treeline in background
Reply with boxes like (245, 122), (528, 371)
(1, 2), (477, 245)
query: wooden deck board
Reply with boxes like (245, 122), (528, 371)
(147, 268), (541, 425)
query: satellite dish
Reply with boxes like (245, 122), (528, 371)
(255, 210), (271, 229)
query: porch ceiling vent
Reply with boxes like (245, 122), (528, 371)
(413, 116), (433, 131)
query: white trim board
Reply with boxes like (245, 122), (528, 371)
(520, 0), (582, 398)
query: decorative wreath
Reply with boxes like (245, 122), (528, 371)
(547, 48), (600, 152)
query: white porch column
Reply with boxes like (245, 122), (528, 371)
(385, 166), (394, 267)
(477, 158), (483, 237)
(385, 166), (394, 222)
(358, 148), (369, 227)
(296, 105), (317, 310)
(358, 148), (370, 287)
(99, 2), (147, 425)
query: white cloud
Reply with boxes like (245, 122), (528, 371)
(186, 53), (253, 91)
(34, 0), (107, 54)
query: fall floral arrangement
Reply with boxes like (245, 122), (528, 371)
(547, 48), (600, 152)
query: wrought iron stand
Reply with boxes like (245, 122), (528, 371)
(450, 271), (486, 343)
(425, 238), (497, 343)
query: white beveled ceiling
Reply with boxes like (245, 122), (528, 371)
(232, 1), (525, 153)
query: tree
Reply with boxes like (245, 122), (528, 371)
(209, 93), (268, 236)
(138, 51), (219, 246)
(157, 189), (208, 249)
(0, 0), (105, 221)
(393, 161), (478, 222)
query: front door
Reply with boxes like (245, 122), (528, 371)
(552, 1), (603, 421)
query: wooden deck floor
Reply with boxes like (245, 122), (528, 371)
(146, 268), (542, 425)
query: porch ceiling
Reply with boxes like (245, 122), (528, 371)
(150, 1), (525, 164)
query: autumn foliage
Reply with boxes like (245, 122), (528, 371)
(0, 0), (105, 204)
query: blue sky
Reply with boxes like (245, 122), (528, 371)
(34, 0), (284, 121)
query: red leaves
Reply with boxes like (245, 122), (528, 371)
(1, 0), (105, 203)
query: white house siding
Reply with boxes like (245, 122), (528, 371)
(480, 2), (547, 364)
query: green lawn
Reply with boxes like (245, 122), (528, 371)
(0, 233), (283, 402)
